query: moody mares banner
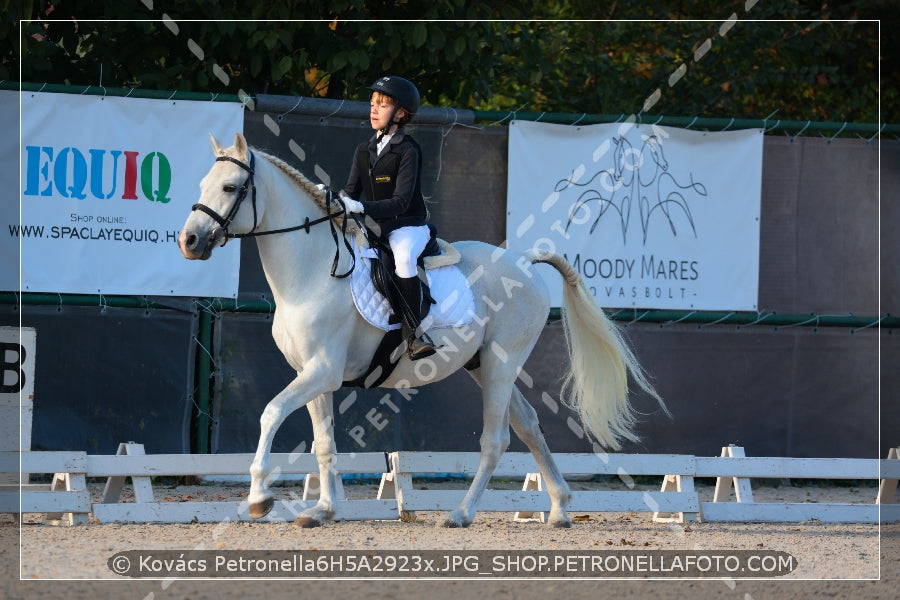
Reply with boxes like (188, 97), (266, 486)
(8, 91), (244, 297)
(507, 120), (762, 311)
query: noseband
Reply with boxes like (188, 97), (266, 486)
(191, 151), (355, 278)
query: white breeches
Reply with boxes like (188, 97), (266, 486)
(388, 225), (431, 278)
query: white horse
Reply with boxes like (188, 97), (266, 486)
(179, 132), (665, 528)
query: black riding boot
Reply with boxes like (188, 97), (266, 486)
(397, 275), (438, 360)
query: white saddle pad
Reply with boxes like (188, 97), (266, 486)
(350, 241), (475, 332)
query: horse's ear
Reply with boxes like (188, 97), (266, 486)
(209, 133), (224, 156)
(234, 132), (248, 160)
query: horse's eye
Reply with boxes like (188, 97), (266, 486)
(223, 185), (237, 193)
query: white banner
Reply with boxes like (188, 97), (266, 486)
(507, 120), (762, 311)
(8, 91), (244, 297)
(0, 92), (18, 292)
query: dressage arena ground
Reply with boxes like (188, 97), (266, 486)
(1, 478), (897, 600)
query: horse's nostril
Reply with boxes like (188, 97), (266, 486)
(186, 233), (199, 250)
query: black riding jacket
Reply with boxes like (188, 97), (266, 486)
(341, 129), (427, 237)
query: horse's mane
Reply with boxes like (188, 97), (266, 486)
(251, 148), (332, 215)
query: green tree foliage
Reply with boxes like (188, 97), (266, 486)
(5, 0), (894, 123)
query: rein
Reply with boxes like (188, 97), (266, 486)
(191, 151), (356, 278)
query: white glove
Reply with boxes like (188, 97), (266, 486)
(342, 198), (365, 214)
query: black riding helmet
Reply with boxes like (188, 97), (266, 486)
(368, 76), (420, 118)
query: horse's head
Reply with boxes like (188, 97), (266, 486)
(179, 132), (259, 260)
(643, 136), (668, 171)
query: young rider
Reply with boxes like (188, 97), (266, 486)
(339, 76), (438, 360)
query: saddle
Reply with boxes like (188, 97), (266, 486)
(344, 225), (470, 389)
(367, 224), (441, 327)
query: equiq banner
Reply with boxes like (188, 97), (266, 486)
(506, 120), (763, 311)
(9, 91), (244, 297)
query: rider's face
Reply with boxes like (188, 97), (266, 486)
(370, 93), (406, 132)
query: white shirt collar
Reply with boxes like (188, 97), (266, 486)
(376, 132), (394, 155)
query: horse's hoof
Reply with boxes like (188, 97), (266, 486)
(549, 518), (573, 528)
(438, 511), (471, 528)
(248, 497), (274, 519)
(294, 515), (323, 528)
(438, 518), (463, 528)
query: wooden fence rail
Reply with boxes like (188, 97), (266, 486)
(1, 444), (897, 525)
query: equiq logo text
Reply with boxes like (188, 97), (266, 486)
(23, 146), (173, 204)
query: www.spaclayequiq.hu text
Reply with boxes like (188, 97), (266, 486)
(108, 549), (796, 578)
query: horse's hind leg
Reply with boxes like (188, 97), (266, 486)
(294, 393), (339, 528)
(509, 387), (573, 527)
(466, 366), (573, 528)
(441, 358), (512, 528)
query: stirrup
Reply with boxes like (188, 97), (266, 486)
(405, 329), (438, 360)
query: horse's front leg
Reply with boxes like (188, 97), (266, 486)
(247, 370), (337, 519)
(294, 393), (339, 528)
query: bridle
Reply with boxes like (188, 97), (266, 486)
(190, 151), (356, 278)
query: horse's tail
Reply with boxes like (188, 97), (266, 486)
(527, 250), (668, 450)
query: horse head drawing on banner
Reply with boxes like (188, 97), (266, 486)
(561, 134), (707, 245)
